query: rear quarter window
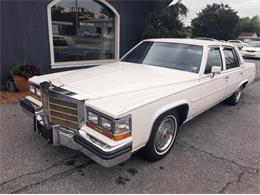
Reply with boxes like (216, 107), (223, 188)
(223, 48), (240, 70)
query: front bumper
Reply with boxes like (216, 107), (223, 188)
(20, 97), (132, 168)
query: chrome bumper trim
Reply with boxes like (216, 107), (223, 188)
(20, 98), (41, 116)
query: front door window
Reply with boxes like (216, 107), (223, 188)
(205, 48), (223, 74)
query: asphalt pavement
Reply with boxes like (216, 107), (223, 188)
(0, 59), (259, 193)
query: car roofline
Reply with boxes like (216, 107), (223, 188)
(142, 38), (234, 47)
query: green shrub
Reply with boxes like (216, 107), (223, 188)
(10, 64), (40, 79)
(142, 0), (188, 39)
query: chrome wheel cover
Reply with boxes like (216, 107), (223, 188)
(154, 115), (177, 155)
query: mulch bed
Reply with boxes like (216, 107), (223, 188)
(0, 91), (29, 104)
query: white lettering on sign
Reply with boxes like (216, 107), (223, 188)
(61, 8), (108, 18)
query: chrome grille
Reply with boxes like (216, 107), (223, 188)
(40, 82), (85, 130)
(49, 97), (79, 129)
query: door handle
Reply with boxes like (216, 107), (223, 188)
(225, 76), (229, 79)
(239, 72), (244, 75)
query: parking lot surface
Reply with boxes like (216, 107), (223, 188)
(0, 59), (259, 193)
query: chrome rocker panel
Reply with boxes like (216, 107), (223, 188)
(20, 98), (132, 168)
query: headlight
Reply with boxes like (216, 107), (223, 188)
(86, 108), (131, 141)
(35, 88), (41, 96)
(29, 85), (36, 93)
(29, 83), (41, 98)
(100, 117), (112, 131)
(114, 117), (130, 134)
(87, 111), (98, 124)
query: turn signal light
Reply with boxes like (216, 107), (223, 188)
(113, 132), (131, 141)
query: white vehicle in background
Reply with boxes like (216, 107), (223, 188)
(20, 39), (256, 167)
(53, 35), (101, 61)
(227, 40), (246, 50)
(241, 42), (260, 59)
(103, 33), (114, 40)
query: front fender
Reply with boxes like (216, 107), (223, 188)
(151, 99), (190, 126)
(136, 99), (190, 149)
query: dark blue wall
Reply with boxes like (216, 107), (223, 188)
(109, 0), (159, 55)
(0, 0), (159, 90)
(1, 0), (52, 90)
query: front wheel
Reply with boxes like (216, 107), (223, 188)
(225, 86), (243, 106)
(144, 111), (179, 161)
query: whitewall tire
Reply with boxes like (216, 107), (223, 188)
(144, 110), (179, 161)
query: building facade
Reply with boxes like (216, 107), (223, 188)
(238, 32), (259, 43)
(0, 0), (160, 90)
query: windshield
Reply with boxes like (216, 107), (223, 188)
(122, 41), (203, 73)
(246, 42), (260, 48)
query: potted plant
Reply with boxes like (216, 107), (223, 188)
(10, 64), (40, 92)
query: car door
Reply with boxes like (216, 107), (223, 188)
(198, 46), (228, 112)
(221, 47), (244, 97)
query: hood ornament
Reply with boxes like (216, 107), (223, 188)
(48, 80), (54, 90)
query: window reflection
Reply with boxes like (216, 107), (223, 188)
(51, 0), (115, 62)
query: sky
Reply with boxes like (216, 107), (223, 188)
(180, 0), (260, 26)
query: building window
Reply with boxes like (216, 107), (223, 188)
(48, 0), (120, 68)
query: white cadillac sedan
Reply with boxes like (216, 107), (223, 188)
(20, 39), (256, 167)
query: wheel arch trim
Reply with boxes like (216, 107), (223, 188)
(151, 100), (190, 125)
(238, 79), (249, 89)
(144, 100), (190, 146)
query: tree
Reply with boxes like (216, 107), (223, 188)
(238, 16), (260, 36)
(142, 0), (188, 39)
(191, 3), (240, 40)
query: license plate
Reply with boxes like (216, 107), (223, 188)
(36, 120), (53, 144)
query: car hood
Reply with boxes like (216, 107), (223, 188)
(31, 61), (199, 100)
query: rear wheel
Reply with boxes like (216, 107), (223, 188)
(225, 85), (243, 106)
(144, 111), (179, 161)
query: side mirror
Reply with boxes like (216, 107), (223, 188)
(211, 66), (221, 74)
(211, 66), (221, 78)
